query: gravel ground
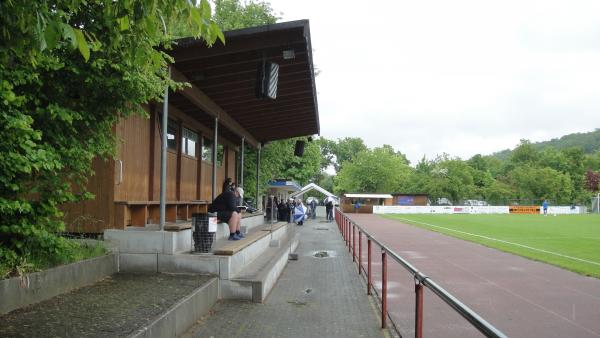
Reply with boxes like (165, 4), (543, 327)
(0, 273), (212, 338)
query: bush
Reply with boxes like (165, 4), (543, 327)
(0, 0), (221, 278)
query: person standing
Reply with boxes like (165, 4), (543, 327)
(310, 198), (317, 219)
(542, 199), (549, 216)
(324, 196), (334, 222)
(293, 199), (307, 225)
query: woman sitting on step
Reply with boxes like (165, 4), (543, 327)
(209, 187), (245, 241)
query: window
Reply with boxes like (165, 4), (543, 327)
(217, 144), (224, 166)
(202, 137), (224, 166)
(202, 137), (212, 162)
(182, 128), (197, 157)
(167, 119), (178, 150)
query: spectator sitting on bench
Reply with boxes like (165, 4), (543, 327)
(209, 187), (245, 241)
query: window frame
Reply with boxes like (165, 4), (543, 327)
(181, 127), (198, 158)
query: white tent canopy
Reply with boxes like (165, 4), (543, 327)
(290, 183), (336, 199)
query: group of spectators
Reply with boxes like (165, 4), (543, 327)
(209, 178), (338, 241)
(266, 197), (304, 224)
(265, 195), (336, 224)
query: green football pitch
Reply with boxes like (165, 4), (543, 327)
(382, 214), (600, 278)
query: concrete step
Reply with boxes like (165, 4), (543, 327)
(221, 228), (300, 303)
(157, 222), (292, 280)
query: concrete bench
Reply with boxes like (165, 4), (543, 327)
(213, 222), (287, 256)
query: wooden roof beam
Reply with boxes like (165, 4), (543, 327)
(171, 66), (259, 148)
(173, 32), (306, 62)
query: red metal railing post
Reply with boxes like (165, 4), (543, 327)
(367, 238), (372, 295)
(344, 218), (348, 246)
(382, 250), (388, 328)
(347, 220), (350, 247)
(415, 278), (424, 338)
(358, 231), (362, 275)
(352, 224), (356, 261)
(345, 219), (349, 245)
(348, 221), (351, 253)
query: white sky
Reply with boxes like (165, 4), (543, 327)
(267, 0), (600, 164)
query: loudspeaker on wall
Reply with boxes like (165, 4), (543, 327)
(294, 140), (305, 157)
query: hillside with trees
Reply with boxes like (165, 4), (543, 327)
(324, 137), (600, 206)
(493, 129), (600, 160)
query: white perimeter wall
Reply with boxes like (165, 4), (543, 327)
(373, 205), (585, 215)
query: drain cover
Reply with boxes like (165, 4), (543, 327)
(311, 250), (336, 258)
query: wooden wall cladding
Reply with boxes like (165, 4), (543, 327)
(151, 117), (161, 201)
(114, 114), (150, 202)
(180, 156), (198, 200)
(65, 104), (248, 232)
(167, 151), (177, 200)
(226, 148), (236, 182)
(64, 157), (115, 233)
(200, 161), (212, 200)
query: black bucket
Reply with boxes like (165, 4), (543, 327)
(191, 213), (216, 253)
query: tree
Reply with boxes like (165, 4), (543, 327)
(242, 138), (321, 202)
(334, 146), (412, 194)
(214, 0), (279, 30)
(429, 157), (476, 204)
(511, 139), (540, 165)
(327, 137), (368, 172)
(507, 166), (573, 204)
(0, 0), (222, 276)
(316, 137), (336, 171)
(585, 171), (599, 192)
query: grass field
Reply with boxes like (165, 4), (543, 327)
(382, 214), (600, 278)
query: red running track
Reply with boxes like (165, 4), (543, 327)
(345, 213), (600, 338)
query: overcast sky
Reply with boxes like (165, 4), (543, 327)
(267, 0), (600, 164)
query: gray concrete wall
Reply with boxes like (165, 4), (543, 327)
(104, 229), (191, 255)
(128, 277), (219, 338)
(0, 253), (118, 315)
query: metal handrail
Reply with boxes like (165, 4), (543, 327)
(335, 208), (508, 338)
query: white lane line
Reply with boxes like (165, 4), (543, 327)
(396, 218), (600, 267)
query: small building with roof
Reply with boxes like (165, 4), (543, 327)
(341, 193), (393, 213)
(63, 20), (319, 233)
(266, 179), (302, 204)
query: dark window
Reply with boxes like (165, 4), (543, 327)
(202, 137), (224, 166)
(202, 137), (212, 162)
(217, 144), (224, 167)
(182, 128), (197, 157)
(167, 119), (178, 150)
